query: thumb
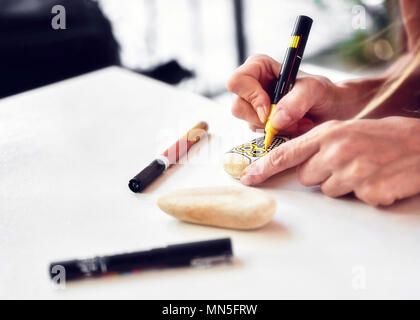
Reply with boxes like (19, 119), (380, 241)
(270, 77), (327, 130)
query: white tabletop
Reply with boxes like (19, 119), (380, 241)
(1, 67), (419, 299)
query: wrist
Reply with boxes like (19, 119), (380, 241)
(311, 75), (341, 120)
(405, 117), (420, 151)
(333, 76), (387, 119)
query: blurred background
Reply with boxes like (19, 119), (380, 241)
(0, 0), (404, 101)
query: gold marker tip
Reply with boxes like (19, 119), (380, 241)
(263, 133), (274, 151)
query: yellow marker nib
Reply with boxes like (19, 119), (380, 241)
(264, 132), (274, 150)
(264, 103), (278, 151)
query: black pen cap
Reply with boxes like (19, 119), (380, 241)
(129, 158), (166, 193)
(164, 238), (233, 267)
(272, 15), (313, 104)
(98, 238), (233, 272)
(292, 15), (313, 55)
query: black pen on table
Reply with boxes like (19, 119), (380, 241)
(49, 238), (233, 281)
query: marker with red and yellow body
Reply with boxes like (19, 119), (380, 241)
(264, 15), (313, 150)
(129, 121), (208, 193)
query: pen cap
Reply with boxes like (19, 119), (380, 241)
(96, 238), (233, 271)
(165, 238), (233, 267)
(291, 15), (313, 56)
(292, 15), (313, 35)
(128, 159), (166, 193)
(272, 15), (313, 104)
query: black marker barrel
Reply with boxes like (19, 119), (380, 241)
(272, 15), (313, 104)
(49, 238), (233, 281)
(264, 15), (313, 149)
(128, 159), (167, 193)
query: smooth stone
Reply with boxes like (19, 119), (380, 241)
(223, 153), (249, 179)
(223, 136), (289, 179)
(157, 186), (276, 230)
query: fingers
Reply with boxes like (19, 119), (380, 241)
(241, 131), (321, 185)
(227, 54), (334, 135)
(239, 115), (420, 207)
(270, 76), (330, 130)
(299, 153), (420, 204)
(228, 75), (271, 123)
(246, 115), (314, 136)
(318, 159), (373, 198)
(320, 175), (353, 198)
(275, 118), (315, 137)
(248, 124), (264, 132)
(354, 156), (420, 206)
(227, 54), (281, 123)
(296, 118), (315, 135)
(231, 96), (264, 128)
(297, 153), (331, 186)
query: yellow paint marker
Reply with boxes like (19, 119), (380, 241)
(264, 15), (313, 150)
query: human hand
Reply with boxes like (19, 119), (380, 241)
(240, 117), (420, 206)
(226, 54), (338, 136)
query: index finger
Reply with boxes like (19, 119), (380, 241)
(227, 55), (281, 120)
(240, 130), (321, 185)
(229, 54), (281, 88)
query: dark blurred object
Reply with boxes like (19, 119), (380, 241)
(233, 0), (246, 65)
(0, 0), (120, 99)
(140, 60), (194, 85)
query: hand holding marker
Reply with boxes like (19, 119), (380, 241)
(264, 15), (313, 149)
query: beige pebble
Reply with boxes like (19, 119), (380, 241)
(223, 136), (289, 179)
(223, 153), (250, 179)
(157, 186), (276, 230)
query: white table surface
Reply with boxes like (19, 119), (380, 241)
(1, 67), (419, 300)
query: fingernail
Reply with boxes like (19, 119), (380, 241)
(240, 174), (252, 186)
(256, 106), (267, 124)
(240, 166), (252, 184)
(240, 168), (248, 178)
(272, 108), (292, 129)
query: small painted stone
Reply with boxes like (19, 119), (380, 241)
(223, 136), (289, 179)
